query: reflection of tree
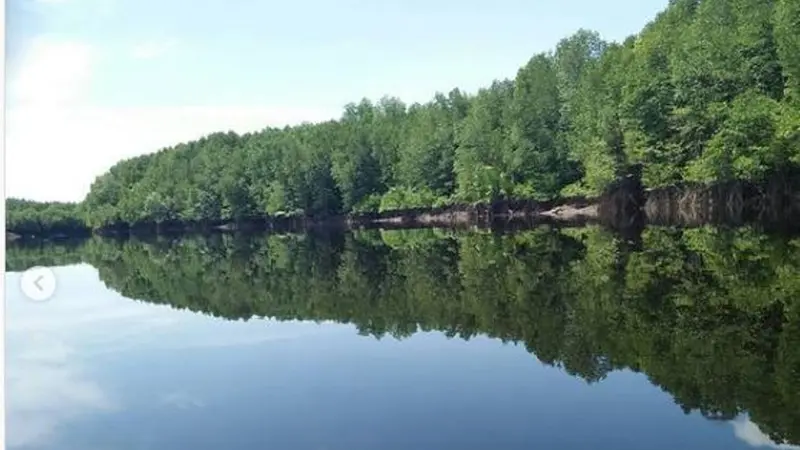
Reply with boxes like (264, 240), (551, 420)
(6, 226), (800, 445)
(5, 239), (86, 272)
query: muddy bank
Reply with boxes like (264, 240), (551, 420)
(344, 194), (602, 231)
(540, 204), (599, 220)
(643, 176), (800, 231)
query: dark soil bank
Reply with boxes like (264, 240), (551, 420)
(644, 176), (800, 233)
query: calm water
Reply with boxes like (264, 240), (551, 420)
(5, 226), (800, 450)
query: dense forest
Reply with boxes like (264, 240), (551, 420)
(7, 225), (800, 444)
(6, 0), (800, 235)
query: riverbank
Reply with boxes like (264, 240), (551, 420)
(7, 175), (800, 240)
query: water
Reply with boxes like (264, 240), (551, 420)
(5, 226), (800, 450)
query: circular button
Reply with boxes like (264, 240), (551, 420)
(20, 266), (57, 302)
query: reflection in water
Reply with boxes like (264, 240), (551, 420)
(6, 265), (358, 450)
(7, 332), (115, 449)
(6, 225), (800, 449)
(733, 417), (800, 450)
(6, 266), (129, 449)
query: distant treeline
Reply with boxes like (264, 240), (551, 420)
(7, 226), (800, 445)
(6, 0), (800, 236)
(5, 199), (91, 238)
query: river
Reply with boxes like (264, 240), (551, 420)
(5, 225), (799, 449)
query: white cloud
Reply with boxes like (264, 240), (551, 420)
(4, 265), (179, 448)
(6, 37), (340, 202)
(8, 36), (94, 108)
(156, 324), (352, 351)
(732, 416), (800, 450)
(6, 105), (340, 202)
(159, 391), (205, 409)
(130, 38), (178, 60)
(5, 334), (117, 449)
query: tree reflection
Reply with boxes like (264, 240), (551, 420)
(8, 226), (800, 444)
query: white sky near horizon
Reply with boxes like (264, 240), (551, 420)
(6, 0), (670, 203)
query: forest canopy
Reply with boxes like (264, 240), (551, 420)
(6, 0), (800, 233)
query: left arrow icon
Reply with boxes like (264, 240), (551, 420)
(21, 266), (57, 302)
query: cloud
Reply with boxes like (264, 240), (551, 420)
(157, 325), (353, 352)
(6, 36), (340, 202)
(130, 38), (178, 60)
(4, 266), (172, 448)
(8, 36), (95, 108)
(732, 416), (800, 450)
(6, 104), (340, 202)
(6, 334), (117, 449)
(159, 391), (205, 410)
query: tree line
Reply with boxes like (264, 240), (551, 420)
(6, 0), (800, 234)
(7, 225), (800, 444)
(5, 198), (91, 237)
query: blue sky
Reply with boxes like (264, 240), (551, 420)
(6, 0), (668, 202)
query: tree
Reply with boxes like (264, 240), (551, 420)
(9, 0), (800, 234)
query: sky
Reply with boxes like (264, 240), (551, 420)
(6, 0), (669, 202)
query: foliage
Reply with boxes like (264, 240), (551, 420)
(5, 198), (90, 236)
(7, 0), (799, 234)
(378, 187), (446, 212)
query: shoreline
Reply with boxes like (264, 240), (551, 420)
(8, 177), (800, 241)
(5, 196), (608, 241)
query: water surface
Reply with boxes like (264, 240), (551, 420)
(6, 226), (800, 449)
